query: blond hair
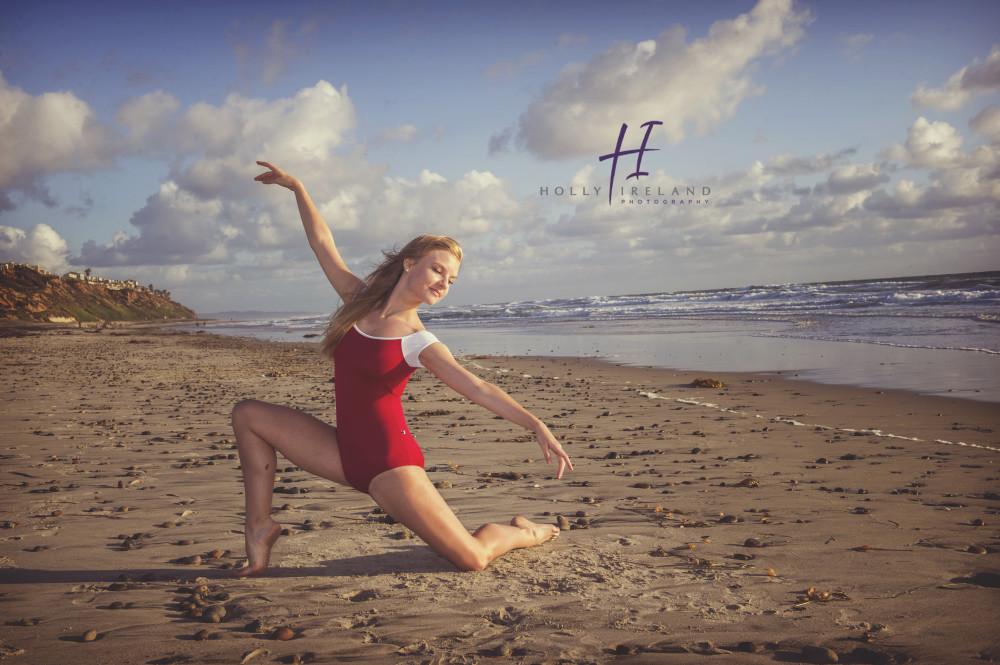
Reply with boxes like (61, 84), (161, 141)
(320, 235), (463, 358)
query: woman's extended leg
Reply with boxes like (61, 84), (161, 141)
(368, 466), (559, 571)
(230, 399), (350, 576)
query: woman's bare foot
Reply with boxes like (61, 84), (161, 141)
(234, 519), (281, 577)
(511, 515), (560, 545)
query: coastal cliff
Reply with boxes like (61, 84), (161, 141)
(0, 263), (196, 323)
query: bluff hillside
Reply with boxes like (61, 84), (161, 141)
(0, 264), (196, 322)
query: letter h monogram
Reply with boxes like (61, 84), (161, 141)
(598, 121), (662, 205)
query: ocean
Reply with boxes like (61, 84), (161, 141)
(199, 271), (1000, 402)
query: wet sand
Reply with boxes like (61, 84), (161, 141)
(0, 327), (997, 664)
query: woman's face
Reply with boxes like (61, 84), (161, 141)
(406, 249), (461, 305)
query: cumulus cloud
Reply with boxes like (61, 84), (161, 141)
(495, 0), (811, 160)
(882, 117), (968, 168)
(910, 44), (1000, 111)
(74, 80), (364, 267)
(115, 90), (181, 151)
(70, 78), (526, 276)
(0, 223), (70, 272)
(175, 81), (356, 163)
(0, 72), (117, 206)
(356, 169), (528, 244)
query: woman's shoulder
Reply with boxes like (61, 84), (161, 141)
(353, 315), (432, 340)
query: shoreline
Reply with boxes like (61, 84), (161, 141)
(0, 317), (209, 336)
(1, 327), (997, 664)
(188, 317), (1000, 403)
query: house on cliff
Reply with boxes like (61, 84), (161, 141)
(62, 271), (149, 293)
(2, 262), (52, 276)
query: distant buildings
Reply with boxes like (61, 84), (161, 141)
(1, 262), (151, 293)
(1, 262), (52, 276)
(63, 272), (150, 292)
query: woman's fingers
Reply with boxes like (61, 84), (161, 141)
(252, 161), (298, 190)
(539, 436), (572, 478)
(553, 441), (573, 475)
(253, 160), (281, 183)
(557, 449), (573, 476)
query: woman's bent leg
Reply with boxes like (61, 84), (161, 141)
(231, 399), (350, 576)
(368, 466), (559, 571)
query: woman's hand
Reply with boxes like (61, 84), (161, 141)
(253, 160), (300, 190)
(535, 424), (573, 479)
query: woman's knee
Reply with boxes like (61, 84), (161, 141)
(232, 399), (265, 427)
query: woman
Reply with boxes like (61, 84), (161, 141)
(231, 161), (573, 575)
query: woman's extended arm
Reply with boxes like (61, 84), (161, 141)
(419, 343), (573, 479)
(254, 160), (365, 303)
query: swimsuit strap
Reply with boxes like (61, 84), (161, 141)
(352, 324), (440, 368)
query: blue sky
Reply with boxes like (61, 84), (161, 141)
(1, 0), (998, 314)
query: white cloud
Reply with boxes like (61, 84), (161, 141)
(0, 71), (117, 203)
(174, 100), (246, 157)
(910, 44), (1000, 111)
(115, 90), (181, 151)
(358, 169), (528, 243)
(0, 76), (360, 215)
(882, 117), (967, 168)
(263, 82), (357, 157)
(569, 164), (597, 189)
(173, 81), (356, 163)
(67, 77), (528, 279)
(0, 223), (69, 272)
(74, 80), (365, 268)
(497, 0), (811, 160)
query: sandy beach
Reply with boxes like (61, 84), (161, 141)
(1, 326), (997, 665)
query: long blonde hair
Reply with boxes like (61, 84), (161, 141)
(320, 234), (463, 358)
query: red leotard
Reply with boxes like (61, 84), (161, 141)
(333, 324), (440, 494)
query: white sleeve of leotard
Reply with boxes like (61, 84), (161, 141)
(402, 331), (440, 368)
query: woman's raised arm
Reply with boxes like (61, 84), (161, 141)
(254, 160), (365, 303)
